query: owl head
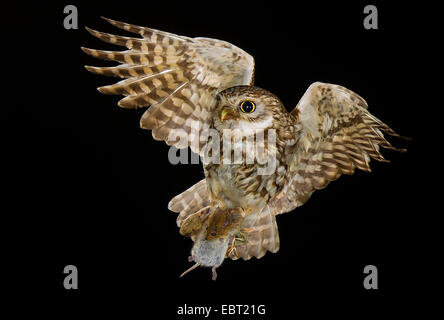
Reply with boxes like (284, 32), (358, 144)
(213, 86), (286, 132)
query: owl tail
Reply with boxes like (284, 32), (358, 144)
(228, 206), (280, 261)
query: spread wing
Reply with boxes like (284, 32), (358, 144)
(82, 17), (255, 153)
(270, 82), (406, 215)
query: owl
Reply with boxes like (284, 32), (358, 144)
(83, 18), (406, 280)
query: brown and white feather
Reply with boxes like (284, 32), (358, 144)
(270, 82), (405, 215)
(83, 17), (254, 154)
(83, 20), (406, 271)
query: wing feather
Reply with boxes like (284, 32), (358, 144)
(83, 17), (255, 154)
(271, 82), (406, 215)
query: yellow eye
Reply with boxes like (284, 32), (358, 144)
(239, 100), (256, 113)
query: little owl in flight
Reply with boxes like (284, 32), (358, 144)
(82, 17), (406, 280)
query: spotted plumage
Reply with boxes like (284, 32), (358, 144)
(83, 18), (406, 280)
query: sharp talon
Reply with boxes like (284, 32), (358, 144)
(228, 236), (238, 258)
(188, 255), (194, 262)
(212, 266), (217, 281)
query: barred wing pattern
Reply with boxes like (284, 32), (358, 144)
(82, 17), (255, 153)
(168, 179), (210, 228)
(271, 82), (406, 215)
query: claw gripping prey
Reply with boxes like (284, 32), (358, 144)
(179, 207), (246, 280)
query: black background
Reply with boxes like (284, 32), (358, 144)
(6, 0), (438, 317)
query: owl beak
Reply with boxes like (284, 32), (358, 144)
(220, 107), (236, 122)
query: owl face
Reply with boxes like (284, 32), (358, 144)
(213, 86), (284, 132)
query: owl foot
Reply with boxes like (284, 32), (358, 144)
(212, 266), (217, 281)
(227, 236), (238, 258)
(236, 229), (249, 243)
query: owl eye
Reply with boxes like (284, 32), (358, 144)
(239, 100), (256, 113)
